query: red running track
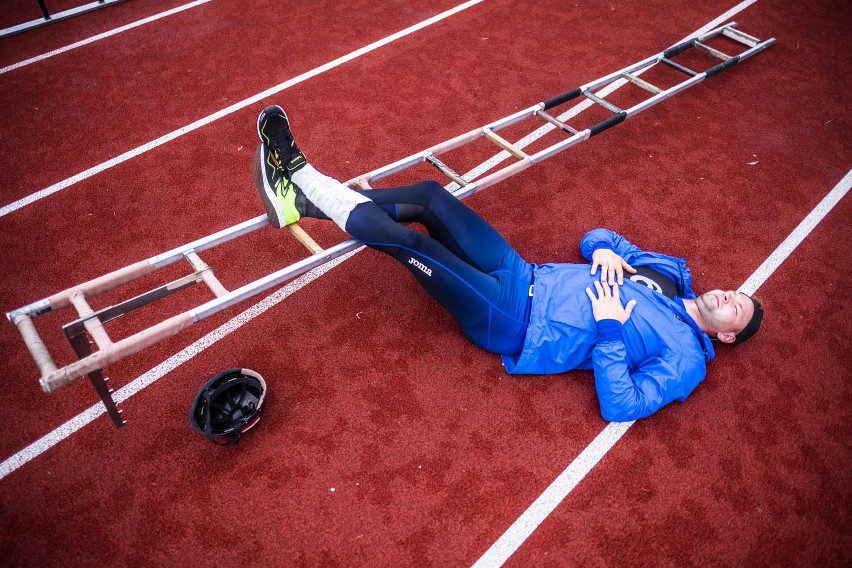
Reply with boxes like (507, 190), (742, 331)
(0, 0), (849, 566)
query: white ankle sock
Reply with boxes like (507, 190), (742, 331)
(291, 164), (370, 230)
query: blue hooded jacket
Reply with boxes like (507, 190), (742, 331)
(501, 228), (715, 422)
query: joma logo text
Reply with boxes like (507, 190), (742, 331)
(408, 257), (432, 277)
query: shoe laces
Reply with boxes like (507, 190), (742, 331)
(268, 115), (294, 153)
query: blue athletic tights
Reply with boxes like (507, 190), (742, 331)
(343, 180), (533, 355)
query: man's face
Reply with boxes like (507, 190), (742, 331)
(695, 290), (755, 342)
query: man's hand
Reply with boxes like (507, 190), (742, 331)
(591, 248), (637, 285)
(585, 281), (636, 324)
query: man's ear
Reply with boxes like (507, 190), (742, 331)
(716, 331), (737, 344)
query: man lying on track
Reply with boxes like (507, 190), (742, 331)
(251, 105), (763, 422)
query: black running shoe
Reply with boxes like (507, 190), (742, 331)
(257, 105), (306, 177)
(253, 142), (302, 228)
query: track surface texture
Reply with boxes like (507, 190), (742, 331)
(0, 0), (849, 566)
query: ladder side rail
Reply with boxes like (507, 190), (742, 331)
(189, 239), (365, 322)
(5, 260), (154, 322)
(362, 127), (483, 185)
(420, 127), (482, 157)
(40, 149), (518, 392)
(361, 154), (429, 185)
(483, 106), (541, 134)
(46, 261), (156, 314)
(440, 57), (682, 192)
(737, 37), (776, 60)
(706, 36), (775, 77)
(528, 130), (589, 164)
(453, 158), (534, 200)
(624, 74), (706, 116)
(605, 22), (755, 87)
(40, 169), (501, 392)
(538, 24), (737, 116)
(149, 215), (268, 268)
(5, 216), (268, 323)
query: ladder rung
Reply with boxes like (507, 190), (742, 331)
(347, 177), (373, 190)
(694, 40), (730, 61)
(622, 72), (662, 94)
(482, 128), (529, 160)
(63, 272), (200, 338)
(660, 57), (698, 77)
(185, 251), (229, 297)
(535, 109), (579, 134)
(69, 293), (113, 348)
(722, 26), (759, 48)
(583, 89), (624, 114)
(287, 223), (324, 255)
(426, 154), (469, 186)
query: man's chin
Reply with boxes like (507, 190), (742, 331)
(697, 294), (715, 315)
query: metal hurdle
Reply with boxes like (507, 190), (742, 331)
(0, 0), (130, 39)
(6, 23), (775, 427)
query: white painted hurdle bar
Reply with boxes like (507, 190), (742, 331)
(6, 22), (774, 427)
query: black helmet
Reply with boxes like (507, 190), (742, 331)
(189, 368), (267, 445)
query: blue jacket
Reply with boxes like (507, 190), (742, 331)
(501, 228), (715, 422)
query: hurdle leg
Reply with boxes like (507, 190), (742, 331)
(66, 331), (126, 427)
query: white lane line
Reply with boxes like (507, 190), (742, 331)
(472, 169), (851, 568)
(0, 0), (214, 75)
(739, 169), (852, 296)
(471, 422), (634, 568)
(0, 248), (361, 481)
(0, 0), (487, 219)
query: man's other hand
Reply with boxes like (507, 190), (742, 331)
(591, 248), (637, 285)
(585, 281), (636, 324)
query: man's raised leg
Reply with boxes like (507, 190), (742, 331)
(251, 106), (531, 354)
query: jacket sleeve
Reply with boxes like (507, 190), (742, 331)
(591, 320), (703, 422)
(580, 228), (642, 262)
